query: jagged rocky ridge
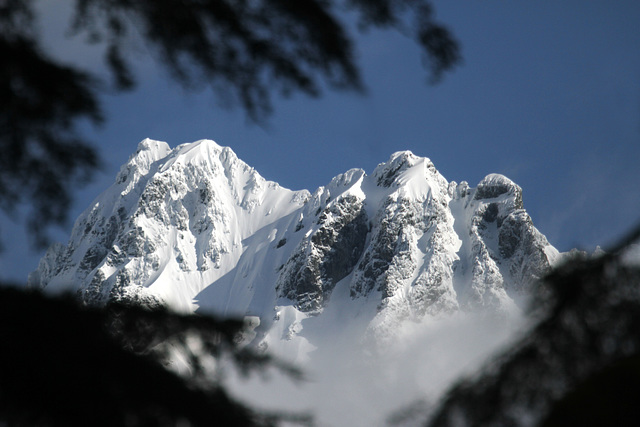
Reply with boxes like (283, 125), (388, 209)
(30, 139), (559, 359)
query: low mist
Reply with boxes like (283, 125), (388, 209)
(225, 309), (528, 426)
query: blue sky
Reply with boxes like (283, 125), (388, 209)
(1, 1), (639, 283)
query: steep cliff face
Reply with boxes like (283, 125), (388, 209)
(30, 139), (559, 359)
(29, 139), (310, 313)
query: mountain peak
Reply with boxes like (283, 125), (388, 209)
(373, 150), (420, 187)
(137, 137), (171, 154)
(474, 173), (523, 208)
(31, 138), (559, 360)
(115, 138), (171, 185)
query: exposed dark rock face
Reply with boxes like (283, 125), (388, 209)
(277, 195), (369, 312)
(351, 198), (405, 299)
(474, 174), (523, 209)
(499, 211), (552, 292)
(446, 173), (556, 313)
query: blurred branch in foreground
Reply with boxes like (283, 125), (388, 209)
(0, 0), (459, 247)
(0, 286), (311, 426)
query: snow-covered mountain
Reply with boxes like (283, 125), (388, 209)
(30, 138), (559, 361)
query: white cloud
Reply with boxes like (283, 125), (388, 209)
(225, 309), (528, 426)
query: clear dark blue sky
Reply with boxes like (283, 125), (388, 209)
(1, 1), (639, 282)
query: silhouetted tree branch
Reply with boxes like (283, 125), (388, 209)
(0, 0), (101, 247)
(1, 0), (459, 246)
(0, 286), (310, 426)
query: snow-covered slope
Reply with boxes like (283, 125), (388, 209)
(30, 139), (559, 361)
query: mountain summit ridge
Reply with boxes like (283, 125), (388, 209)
(30, 138), (559, 360)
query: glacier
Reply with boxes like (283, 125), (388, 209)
(30, 138), (559, 364)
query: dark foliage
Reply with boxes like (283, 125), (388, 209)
(0, 0), (459, 247)
(0, 286), (309, 426)
(67, 0), (459, 118)
(541, 354), (640, 426)
(425, 224), (640, 426)
(0, 0), (101, 248)
(104, 299), (304, 386)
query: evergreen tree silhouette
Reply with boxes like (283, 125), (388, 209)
(0, 0), (459, 246)
(0, 286), (309, 426)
